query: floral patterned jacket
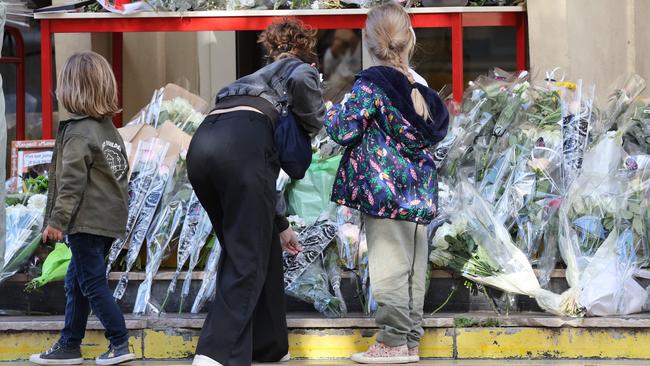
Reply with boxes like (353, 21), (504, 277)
(325, 66), (449, 224)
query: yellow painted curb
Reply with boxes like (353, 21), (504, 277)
(0, 330), (144, 361)
(288, 329), (453, 359)
(143, 329), (197, 359)
(3, 327), (650, 361)
(456, 327), (650, 359)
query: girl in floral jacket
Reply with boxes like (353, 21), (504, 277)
(325, 2), (449, 364)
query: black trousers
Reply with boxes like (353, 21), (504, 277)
(187, 111), (289, 366)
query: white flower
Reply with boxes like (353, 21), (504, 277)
(430, 249), (454, 267)
(27, 194), (48, 211)
(454, 216), (468, 230)
(432, 223), (454, 250)
(287, 215), (306, 228)
(6, 204), (27, 214)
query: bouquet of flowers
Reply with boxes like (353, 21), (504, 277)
(113, 162), (173, 301)
(133, 190), (188, 314)
(335, 206), (362, 270)
(106, 138), (170, 275)
(1, 204), (43, 284)
(161, 192), (212, 311)
(433, 182), (566, 314)
(619, 98), (650, 155)
(191, 237), (222, 314)
(283, 217), (345, 317)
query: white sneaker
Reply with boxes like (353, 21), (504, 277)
(192, 355), (223, 366)
(279, 353), (291, 362)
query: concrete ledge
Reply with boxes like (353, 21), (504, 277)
(6, 269), (570, 282)
(4, 312), (650, 332)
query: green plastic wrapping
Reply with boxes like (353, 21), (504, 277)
(26, 243), (71, 290)
(286, 154), (341, 224)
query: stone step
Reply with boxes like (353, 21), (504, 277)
(6, 269), (570, 282)
(2, 313), (650, 361)
(0, 271), (571, 315)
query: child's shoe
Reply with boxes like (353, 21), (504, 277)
(95, 342), (135, 365)
(408, 346), (420, 363)
(29, 342), (83, 365)
(350, 342), (410, 364)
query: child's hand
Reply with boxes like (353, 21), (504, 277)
(42, 225), (63, 243)
(279, 227), (302, 256)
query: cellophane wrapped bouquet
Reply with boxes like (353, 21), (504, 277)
(429, 69), (650, 316)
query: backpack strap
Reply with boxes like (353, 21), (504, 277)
(278, 59), (305, 107)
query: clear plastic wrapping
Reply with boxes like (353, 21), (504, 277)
(560, 80), (596, 191)
(335, 206), (362, 270)
(162, 192), (212, 310)
(602, 74), (647, 134)
(133, 194), (187, 314)
(283, 217), (344, 317)
(324, 246), (348, 315)
(113, 163), (173, 300)
(1, 205), (43, 284)
(106, 139), (170, 275)
(191, 237), (222, 314)
(434, 182), (564, 314)
(179, 209), (213, 312)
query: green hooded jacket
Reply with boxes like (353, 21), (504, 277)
(44, 115), (129, 239)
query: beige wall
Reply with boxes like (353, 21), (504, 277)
(122, 33), (202, 120)
(528, 0), (648, 105)
(635, 0), (650, 87)
(54, 31), (237, 121)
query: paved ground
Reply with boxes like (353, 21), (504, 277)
(3, 361), (650, 365)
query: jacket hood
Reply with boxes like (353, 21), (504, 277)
(357, 66), (449, 144)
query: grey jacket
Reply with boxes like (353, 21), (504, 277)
(216, 57), (325, 135)
(44, 115), (129, 239)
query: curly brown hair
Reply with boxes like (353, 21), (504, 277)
(258, 18), (318, 65)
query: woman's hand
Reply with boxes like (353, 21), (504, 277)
(279, 227), (302, 255)
(42, 225), (64, 243)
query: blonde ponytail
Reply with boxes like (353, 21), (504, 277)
(366, 2), (431, 121)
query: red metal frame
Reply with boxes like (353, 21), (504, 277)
(1, 26), (26, 140)
(112, 32), (123, 127)
(39, 11), (527, 138)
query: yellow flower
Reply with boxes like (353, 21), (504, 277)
(556, 81), (577, 90)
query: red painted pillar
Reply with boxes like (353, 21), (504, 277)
(451, 13), (464, 102)
(112, 32), (124, 127)
(40, 20), (54, 139)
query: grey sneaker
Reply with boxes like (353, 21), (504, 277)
(95, 342), (135, 365)
(29, 342), (83, 365)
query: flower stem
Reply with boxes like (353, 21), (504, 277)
(431, 286), (457, 314)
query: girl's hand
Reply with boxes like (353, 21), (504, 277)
(42, 225), (64, 243)
(280, 227), (302, 255)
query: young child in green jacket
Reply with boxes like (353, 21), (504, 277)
(31, 52), (134, 366)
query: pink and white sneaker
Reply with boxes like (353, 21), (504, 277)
(408, 346), (420, 363)
(350, 342), (410, 364)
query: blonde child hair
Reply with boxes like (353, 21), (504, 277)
(56, 51), (120, 119)
(365, 2), (431, 121)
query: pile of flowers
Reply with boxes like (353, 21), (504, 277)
(429, 69), (650, 316)
(6, 72), (648, 319)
